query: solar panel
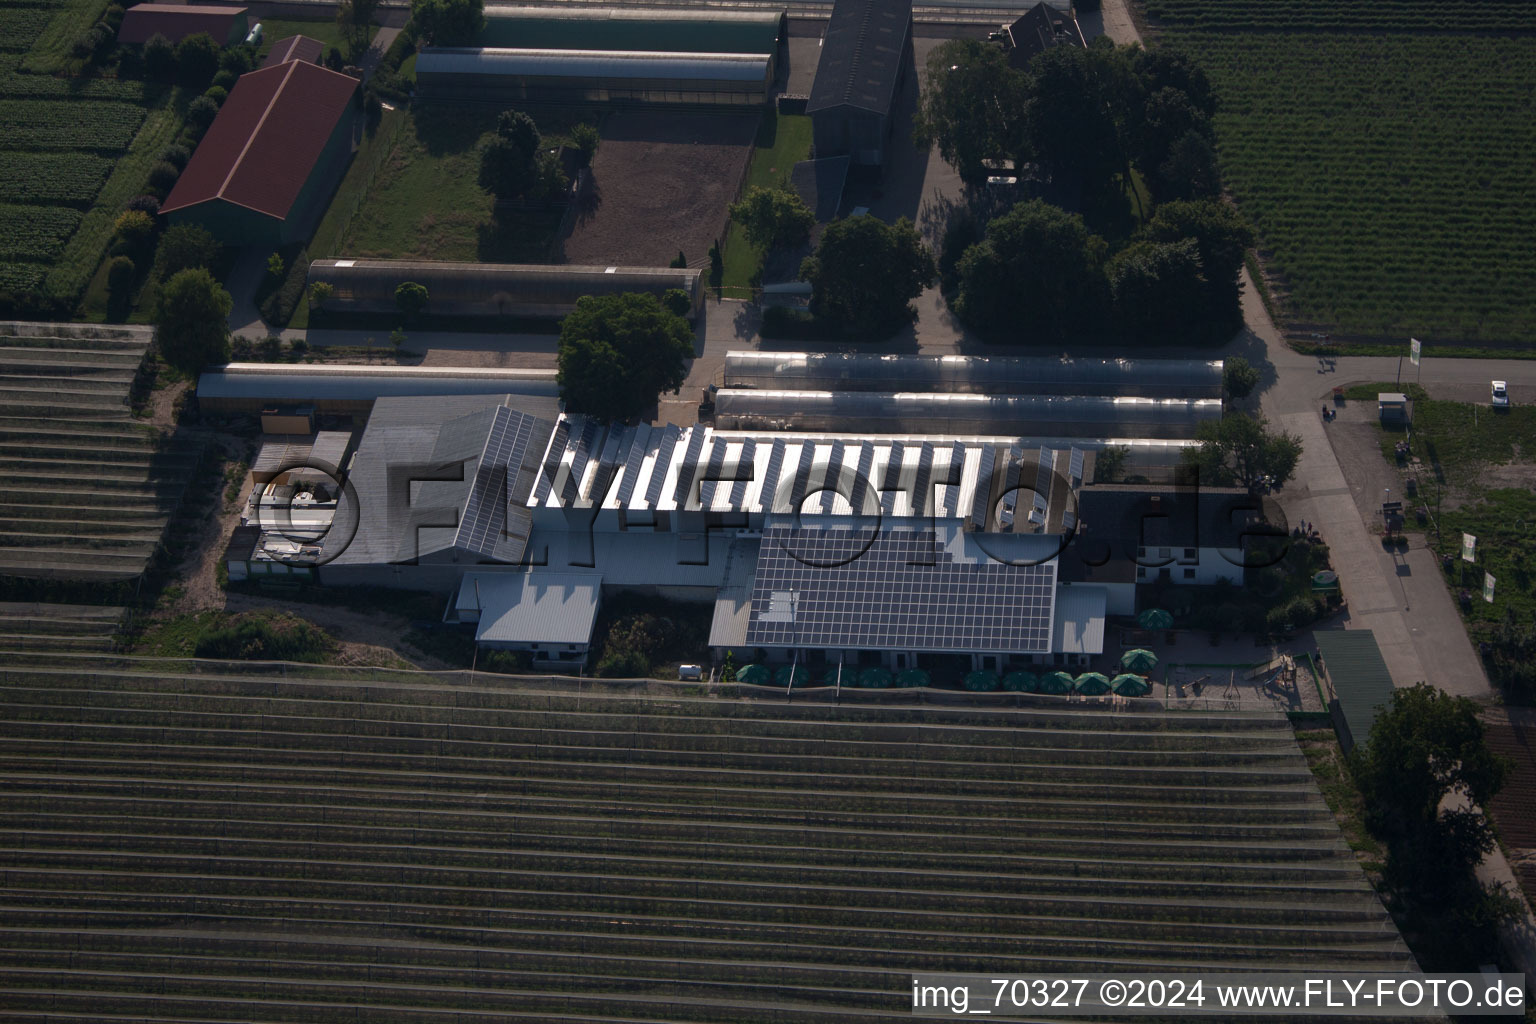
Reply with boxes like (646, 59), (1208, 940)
(848, 441), (874, 516)
(745, 522), (1056, 653)
(1068, 446), (1085, 488)
(1033, 448), (1054, 515)
(697, 437), (727, 509)
(613, 424), (651, 509)
(942, 441), (967, 518)
(999, 442), (1023, 527)
(641, 425), (680, 509)
(819, 440), (845, 514)
(671, 426), (708, 509)
(561, 419), (602, 505)
(729, 438), (756, 509)
(758, 438), (786, 512)
(584, 424), (629, 508)
(456, 408), (535, 557)
(910, 442), (935, 518)
(970, 445), (997, 530)
(879, 440), (904, 516)
(786, 440), (816, 513)
(531, 419), (569, 505)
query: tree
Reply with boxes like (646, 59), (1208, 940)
(266, 251), (286, 282)
(953, 199), (1107, 344)
(410, 0), (484, 45)
(660, 288), (692, 320)
(669, 251), (686, 269)
(1145, 198), (1255, 328)
(479, 109), (544, 203)
(1353, 684), (1509, 834)
(912, 39), (1027, 180)
(557, 292), (694, 423)
(142, 32), (176, 82)
(175, 32), (219, 89)
(800, 216), (936, 335)
(154, 224), (219, 279)
(155, 268), (231, 372)
(389, 327), (407, 354)
(146, 160), (181, 195)
(1223, 355), (1259, 399)
(1105, 238), (1206, 345)
(729, 185), (814, 251)
(309, 281), (334, 309)
(336, 0), (380, 58)
(1136, 86), (1214, 198)
(394, 281), (428, 316)
(112, 210), (156, 262)
(571, 122), (599, 166)
(1023, 44), (1125, 189)
(107, 256), (136, 295)
(1157, 129), (1222, 201)
(1183, 412), (1302, 490)
(184, 95), (220, 136)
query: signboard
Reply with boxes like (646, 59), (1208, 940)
(1410, 337), (1422, 366)
(1484, 572), (1496, 603)
(1462, 533), (1477, 562)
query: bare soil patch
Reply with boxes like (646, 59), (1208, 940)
(560, 111), (756, 268)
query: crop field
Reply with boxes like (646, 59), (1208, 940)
(0, 98), (145, 150)
(1145, 0), (1536, 31)
(0, 152), (113, 204)
(1151, 0), (1536, 347)
(0, 0), (175, 307)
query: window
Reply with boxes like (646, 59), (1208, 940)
(1158, 547), (1171, 559)
(1184, 547), (1197, 559)
(1183, 568), (1196, 580)
(1136, 567), (1147, 579)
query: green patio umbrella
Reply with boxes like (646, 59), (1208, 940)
(823, 665), (851, 687)
(1137, 608), (1174, 630)
(1038, 671), (1075, 695)
(1120, 648), (1158, 674)
(858, 666), (893, 689)
(735, 663), (770, 685)
(1111, 673), (1152, 697)
(894, 668), (930, 689)
(774, 664), (809, 688)
(1001, 670), (1038, 693)
(1075, 672), (1112, 696)
(963, 670), (1000, 692)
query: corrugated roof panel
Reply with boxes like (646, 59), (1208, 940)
(1052, 584), (1106, 655)
(418, 47), (771, 84)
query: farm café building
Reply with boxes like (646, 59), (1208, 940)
(117, 3), (248, 46)
(415, 48), (772, 106)
(807, 0), (913, 167)
(307, 259), (705, 321)
(159, 60), (358, 246)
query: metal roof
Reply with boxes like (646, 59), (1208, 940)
(712, 389), (1221, 438)
(1314, 629), (1397, 750)
(458, 571), (602, 646)
(252, 430), (352, 477)
(1052, 584), (1106, 655)
(160, 60), (357, 221)
(262, 35), (324, 68)
(197, 365), (560, 408)
(477, 6), (785, 54)
(118, 3), (245, 44)
(417, 46), (772, 83)
(722, 351), (1224, 398)
(806, 0), (912, 116)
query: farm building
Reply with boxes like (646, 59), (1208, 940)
(806, 0), (913, 167)
(307, 259), (704, 320)
(477, 6), (786, 62)
(1000, 0), (1085, 69)
(261, 34), (324, 68)
(159, 59), (357, 245)
(196, 364), (560, 416)
(117, 3), (248, 45)
(415, 48), (772, 106)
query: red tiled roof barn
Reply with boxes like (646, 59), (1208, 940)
(117, 3), (249, 46)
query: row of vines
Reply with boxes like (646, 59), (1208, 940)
(1144, 0), (1536, 32)
(1162, 29), (1536, 344)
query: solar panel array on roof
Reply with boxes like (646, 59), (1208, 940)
(729, 438), (757, 509)
(759, 439), (786, 513)
(879, 440), (904, 516)
(819, 440), (845, 514)
(698, 437), (727, 508)
(672, 428), (708, 508)
(643, 426), (681, 508)
(532, 419), (569, 505)
(562, 420), (601, 505)
(848, 441), (874, 516)
(971, 445), (997, 529)
(613, 424), (651, 508)
(745, 523), (1056, 652)
(456, 408), (537, 557)
(910, 442), (935, 519)
(786, 440), (816, 513)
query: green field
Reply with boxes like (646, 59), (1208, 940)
(0, 0), (178, 307)
(336, 107), (573, 264)
(720, 109), (813, 294)
(255, 18), (377, 62)
(1150, 1), (1536, 347)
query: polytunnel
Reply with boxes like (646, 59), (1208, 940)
(711, 389), (1222, 438)
(721, 351), (1225, 399)
(415, 47), (773, 105)
(307, 259), (704, 320)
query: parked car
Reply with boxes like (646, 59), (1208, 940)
(1491, 380), (1510, 408)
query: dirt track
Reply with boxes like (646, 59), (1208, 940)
(560, 111), (756, 268)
